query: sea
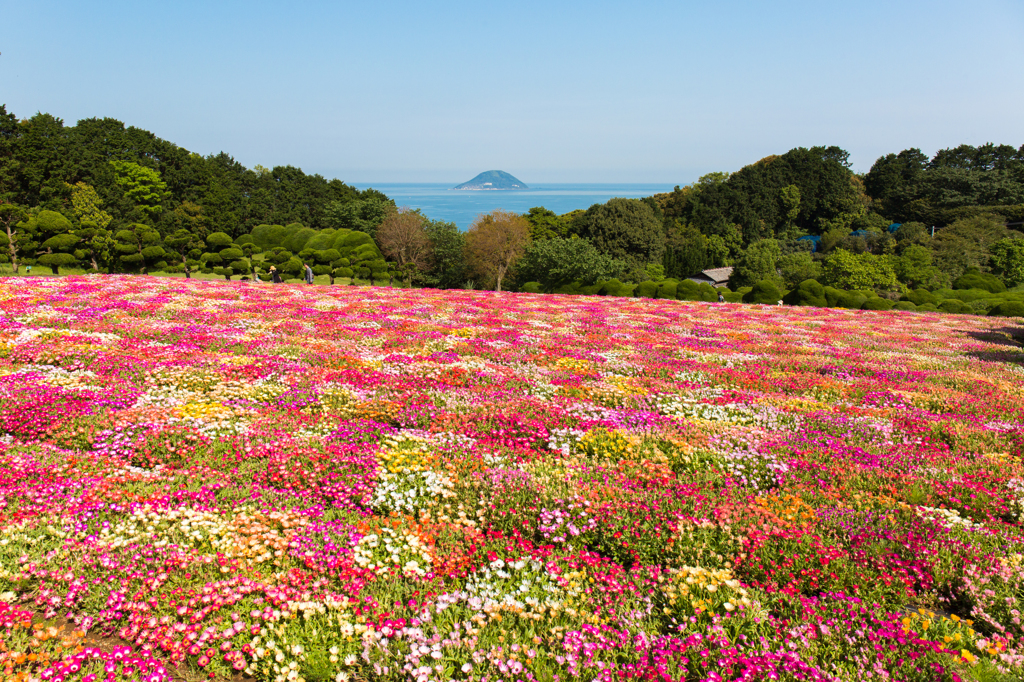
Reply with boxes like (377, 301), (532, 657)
(350, 183), (678, 230)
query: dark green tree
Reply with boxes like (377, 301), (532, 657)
(730, 239), (781, 288)
(517, 236), (626, 292)
(424, 219), (467, 289)
(114, 224), (166, 273)
(575, 198), (664, 268)
(29, 210), (79, 274)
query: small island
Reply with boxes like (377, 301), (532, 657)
(452, 170), (528, 190)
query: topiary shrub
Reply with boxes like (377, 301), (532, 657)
(656, 279), (678, 299)
(861, 297), (894, 311)
(723, 291), (744, 303)
(893, 301), (917, 311)
(635, 281), (659, 298)
(783, 279), (827, 307)
(916, 303), (939, 312)
(742, 280), (783, 304)
(553, 281), (582, 295)
(836, 291), (868, 309)
(903, 288), (939, 306)
(938, 299), (971, 314)
(333, 266), (354, 279)
(675, 280), (701, 301)
(953, 269), (1006, 293)
(521, 282), (543, 293)
(988, 301), (1024, 318)
(823, 286), (842, 308)
(578, 283), (604, 295)
(698, 283), (719, 302)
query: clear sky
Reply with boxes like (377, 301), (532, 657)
(1, 0), (1022, 184)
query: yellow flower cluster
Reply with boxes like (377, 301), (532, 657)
(656, 565), (753, 620)
(376, 434), (435, 475)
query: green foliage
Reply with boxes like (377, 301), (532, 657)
(783, 279), (827, 307)
(836, 291), (868, 309)
(655, 279), (678, 299)
(663, 223), (710, 278)
(675, 280), (700, 301)
(575, 198), (665, 267)
(952, 269), (1006, 293)
(931, 214), (1010, 281)
(322, 197), (392, 238)
(634, 280), (659, 298)
(821, 248), (898, 292)
(896, 244), (946, 290)
(777, 250), (821, 289)
(893, 301), (917, 311)
(109, 160), (169, 218)
(861, 297), (894, 311)
(517, 236), (625, 292)
(742, 280), (783, 304)
(423, 219), (467, 289)
(937, 299), (971, 314)
(990, 238), (1024, 287)
(902, 288), (939, 306)
(114, 223), (164, 273)
(523, 207), (573, 241)
(988, 301), (1024, 318)
(730, 239), (781, 288)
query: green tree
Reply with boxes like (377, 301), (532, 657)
(517, 236), (626, 292)
(424, 219), (467, 289)
(931, 214), (1009, 281)
(109, 161), (170, 220)
(663, 223), (709, 278)
(0, 203), (31, 272)
(30, 210), (79, 274)
(114, 223), (166, 273)
(523, 207), (571, 241)
(821, 248), (898, 292)
(730, 239), (781, 288)
(896, 244), (946, 290)
(777, 184), (801, 239)
(201, 231), (246, 279)
(778, 251), (821, 289)
(990, 239), (1024, 287)
(575, 198), (664, 268)
(322, 197), (392, 238)
(164, 228), (204, 275)
(0, 105), (21, 202)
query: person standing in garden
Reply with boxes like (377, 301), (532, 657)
(269, 265), (281, 283)
(718, 291), (725, 303)
(303, 262), (314, 284)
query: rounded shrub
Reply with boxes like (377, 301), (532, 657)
(521, 282), (543, 293)
(903, 288), (939, 306)
(861, 297), (894, 311)
(675, 280), (701, 301)
(783, 279), (827, 307)
(823, 286), (843, 308)
(635, 281), (658, 298)
(836, 291), (868, 309)
(656, 279), (678, 299)
(953, 270), (1006, 293)
(698, 283), (719, 302)
(742, 280), (783, 304)
(988, 301), (1024, 318)
(938, 299), (971, 314)
(916, 303), (939, 312)
(893, 301), (917, 311)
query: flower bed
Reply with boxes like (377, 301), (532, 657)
(0, 275), (1022, 682)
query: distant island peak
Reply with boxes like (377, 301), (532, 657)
(452, 170), (528, 190)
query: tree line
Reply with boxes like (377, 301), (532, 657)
(2, 103), (1023, 310)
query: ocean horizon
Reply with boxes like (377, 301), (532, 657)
(351, 182), (678, 230)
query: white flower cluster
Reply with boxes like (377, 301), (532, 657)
(371, 470), (456, 514)
(1007, 479), (1024, 522)
(915, 505), (986, 531)
(546, 427), (586, 456)
(353, 527), (433, 578)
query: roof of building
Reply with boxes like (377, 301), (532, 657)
(699, 266), (734, 282)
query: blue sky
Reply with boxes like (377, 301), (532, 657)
(1, 0), (1022, 184)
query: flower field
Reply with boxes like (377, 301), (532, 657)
(1, 275), (1023, 682)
